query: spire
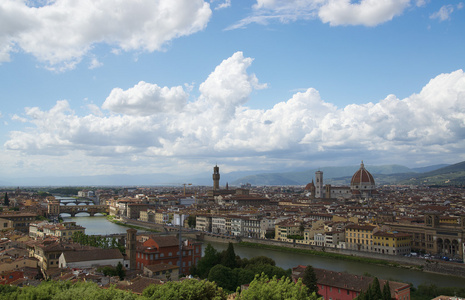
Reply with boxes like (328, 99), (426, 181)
(361, 160), (364, 169)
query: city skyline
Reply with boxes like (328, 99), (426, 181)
(1, 0), (464, 180)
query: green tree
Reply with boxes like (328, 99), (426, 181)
(4, 192), (9, 206)
(208, 264), (236, 292)
(194, 243), (220, 278)
(238, 274), (317, 300)
(142, 278), (227, 300)
(244, 263), (288, 279)
(116, 261), (126, 280)
(383, 281), (391, 300)
(187, 215), (196, 228)
(245, 256), (276, 267)
(371, 277), (383, 300)
(302, 265), (319, 296)
(221, 242), (238, 269)
(299, 223), (305, 235)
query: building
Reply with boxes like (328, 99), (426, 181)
(387, 214), (465, 260)
(143, 263), (179, 281)
(29, 221), (85, 240)
(58, 248), (124, 269)
(373, 231), (411, 256)
(350, 161), (377, 200)
(345, 224), (376, 252)
(0, 212), (37, 233)
(213, 165), (220, 191)
(135, 235), (201, 275)
(292, 265), (411, 300)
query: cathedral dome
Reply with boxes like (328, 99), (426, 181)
(350, 161), (375, 189)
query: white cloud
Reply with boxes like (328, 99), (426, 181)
(318, 0), (410, 26)
(430, 5), (454, 21)
(0, 0), (212, 70)
(102, 81), (189, 116)
(5, 53), (465, 174)
(89, 57), (103, 69)
(228, 0), (412, 29)
(214, 0), (231, 10)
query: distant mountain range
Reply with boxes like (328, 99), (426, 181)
(1, 162), (464, 187)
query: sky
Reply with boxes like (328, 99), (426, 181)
(0, 0), (465, 181)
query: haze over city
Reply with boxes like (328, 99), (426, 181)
(1, 0), (464, 182)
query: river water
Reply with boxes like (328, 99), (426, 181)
(62, 209), (465, 288)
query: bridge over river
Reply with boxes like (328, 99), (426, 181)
(47, 200), (109, 217)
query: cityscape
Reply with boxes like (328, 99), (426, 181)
(1, 0), (465, 299)
(1, 162), (465, 299)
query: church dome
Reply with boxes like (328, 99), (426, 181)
(350, 161), (375, 188)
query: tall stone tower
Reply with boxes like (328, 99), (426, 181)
(315, 170), (323, 198)
(126, 228), (137, 270)
(213, 165), (220, 191)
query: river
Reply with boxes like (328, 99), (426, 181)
(61, 209), (465, 288)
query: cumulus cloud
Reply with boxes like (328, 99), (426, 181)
(0, 0), (212, 70)
(5, 52), (465, 172)
(103, 82), (189, 116)
(228, 0), (412, 29)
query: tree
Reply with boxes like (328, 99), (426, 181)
(299, 223), (305, 235)
(371, 277), (383, 300)
(383, 281), (391, 300)
(208, 264), (236, 292)
(194, 243), (220, 278)
(221, 242), (238, 269)
(238, 274), (317, 300)
(4, 192), (9, 206)
(187, 215), (196, 228)
(115, 261), (125, 280)
(142, 279), (227, 300)
(302, 265), (319, 296)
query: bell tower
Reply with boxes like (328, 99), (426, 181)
(213, 165), (220, 191)
(126, 228), (137, 270)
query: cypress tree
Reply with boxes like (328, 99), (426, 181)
(302, 265), (319, 296)
(371, 277), (383, 300)
(383, 281), (391, 300)
(221, 242), (237, 269)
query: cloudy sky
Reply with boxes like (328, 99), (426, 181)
(1, 0), (464, 181)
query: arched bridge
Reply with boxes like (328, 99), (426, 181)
(58, 205), (109, 217)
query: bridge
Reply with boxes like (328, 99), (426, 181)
(58, 198), (95, 205)
(47, 201), (109, 217)
(58, 205), (109, 217)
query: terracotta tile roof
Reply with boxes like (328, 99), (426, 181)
(62, 248), (123, 263)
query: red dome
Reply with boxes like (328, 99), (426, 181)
(350, 161), (375, 187)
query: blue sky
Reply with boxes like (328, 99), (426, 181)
(1, 0), (464, 180)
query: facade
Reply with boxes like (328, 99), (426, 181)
(345, 224), (376, 252)
(196, 215), (212, 232)
(135, 235), (201, 275)
(0, 212), (37, 233)
(373, 231), (411, 256)
(387, 214), (465, 260)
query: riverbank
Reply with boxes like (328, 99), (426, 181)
(105, 215), (161, 233)
(198, 234), (465, 279)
